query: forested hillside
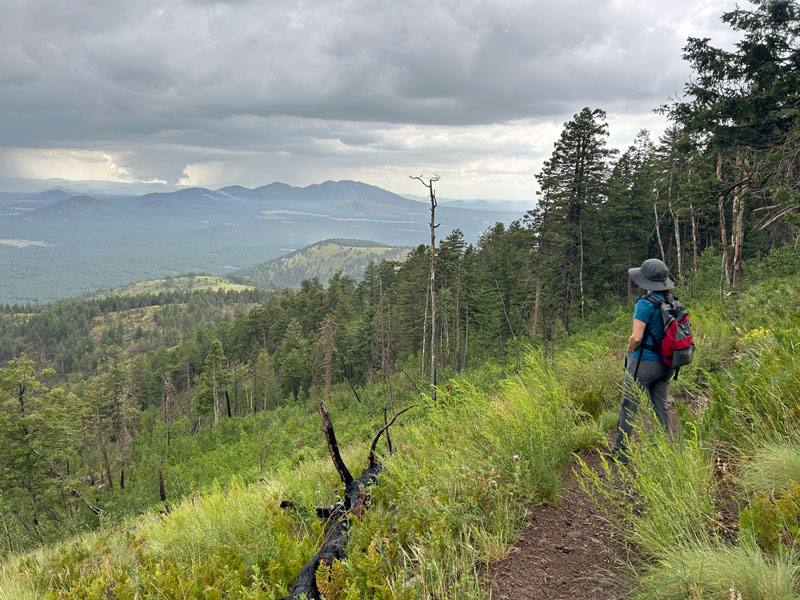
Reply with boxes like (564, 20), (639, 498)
(232, 239), (411, 288)
(0, 1), (798, 598)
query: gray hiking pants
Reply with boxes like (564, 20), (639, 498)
(612, 353), (671, 460)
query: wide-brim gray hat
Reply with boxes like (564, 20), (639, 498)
(628, 258), (674, 291)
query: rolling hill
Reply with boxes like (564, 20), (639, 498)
(233, 239), (411, 287)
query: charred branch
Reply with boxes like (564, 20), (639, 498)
(318, 402), (353, 485)
(279, 401), (414, 600)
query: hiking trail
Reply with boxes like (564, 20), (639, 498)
(487, 450), (634, 600)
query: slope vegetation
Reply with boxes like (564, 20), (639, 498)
(1, 248), (799, 599)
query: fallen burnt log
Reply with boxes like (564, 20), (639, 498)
(279, 401), (415, 600)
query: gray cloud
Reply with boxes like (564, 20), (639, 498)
(0, 0), (738, 191)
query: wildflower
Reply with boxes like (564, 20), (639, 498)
(513, 454), (519, 461)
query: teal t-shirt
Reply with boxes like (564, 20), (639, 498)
(632, 292), (666, 361)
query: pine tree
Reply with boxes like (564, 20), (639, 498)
(533, 107), (616, 331)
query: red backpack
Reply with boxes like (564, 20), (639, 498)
(641, 294), (695, 378)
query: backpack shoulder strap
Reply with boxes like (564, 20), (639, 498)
(643, 293), (663, 307)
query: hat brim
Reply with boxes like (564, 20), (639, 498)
(628, 267), (675, 291)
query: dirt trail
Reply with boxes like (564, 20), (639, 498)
(487, 451), (634, 600)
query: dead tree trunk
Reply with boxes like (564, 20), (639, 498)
(314, 317), (338, 403)
(463, 298), (469, 370)
(454, 266), (462, 375)
(690, 200), (698, 274)
(653, 188), (666, 262)
(95, 406), (113, 491)
(412, 174), (439, 401)
(421, 278), (429, 376)
(532, 277), (541, 336)
(1, 510), (12, 554)
(279, 402), (415, 600)
(667, 170), (683, 280)
(186, 363), (192, 419)
(730, 153), (745, 289)
(717, 152), (731, 293)
(158, 465), (166, 502)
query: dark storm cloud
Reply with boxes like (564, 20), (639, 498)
(0, 0), (736, 185)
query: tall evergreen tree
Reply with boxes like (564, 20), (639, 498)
(532, 107), (616, 331)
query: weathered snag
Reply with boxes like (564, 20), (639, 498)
(278, 401), (413, 600)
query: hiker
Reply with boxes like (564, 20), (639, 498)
(611, 258), (674, 463)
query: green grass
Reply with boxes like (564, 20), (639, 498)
(641, 544), (799, 600)
(107, 274), (257, 296)
(741, 444), (800, 496)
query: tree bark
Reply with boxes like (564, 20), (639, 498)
(532, 277), (541, 336)
(233, 364), (238, 417)
(653, 188), (666, 262)
(81, 428), (95, 485)
(429, 196), (437, 401)
(186, 364), (192, 419)
(158, 466), (166, 502)
(421, 278), (429, 376)
(95, 407), (113, 490)
(454, 266), (462, 374)
(411, 175), (440, 401)
(717, 152), (731, 292)
(730, 153), (745, 289)
(1, 510), (13, 554)
(250, 368), (256, 414)
(463, 298), (469, 370)
(578, 215), (585, 319)
(443, 298), (451, 369)
(212, 366), (220, 424)
(668, 170), (683, 279)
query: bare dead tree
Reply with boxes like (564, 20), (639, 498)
(117, 384), (135, 488)
(162, 373), (175, 448)
(1, 509), (12, 554)
(312, 317), (338, 403)
(411, 174), (440, 401)
(421, 277), (430, 376)
(372, 278), (393, 388)
(717, 152), (731, 293)
(653, 188), (666, 262)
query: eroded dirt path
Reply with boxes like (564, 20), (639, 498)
(487, 451), (634, 600)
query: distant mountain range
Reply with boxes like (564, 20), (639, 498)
(0, 179), (525, 303)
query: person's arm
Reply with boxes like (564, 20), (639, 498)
(627, 318), (647, 353)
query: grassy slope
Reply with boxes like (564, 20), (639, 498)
(2, 247), (799, 599)
(100, 274), (257, 297)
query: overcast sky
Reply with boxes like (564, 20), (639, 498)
(0, 0), (739, 200)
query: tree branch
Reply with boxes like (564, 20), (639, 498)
(317, 402), (353, 485)
(368, 404), (417, 468)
